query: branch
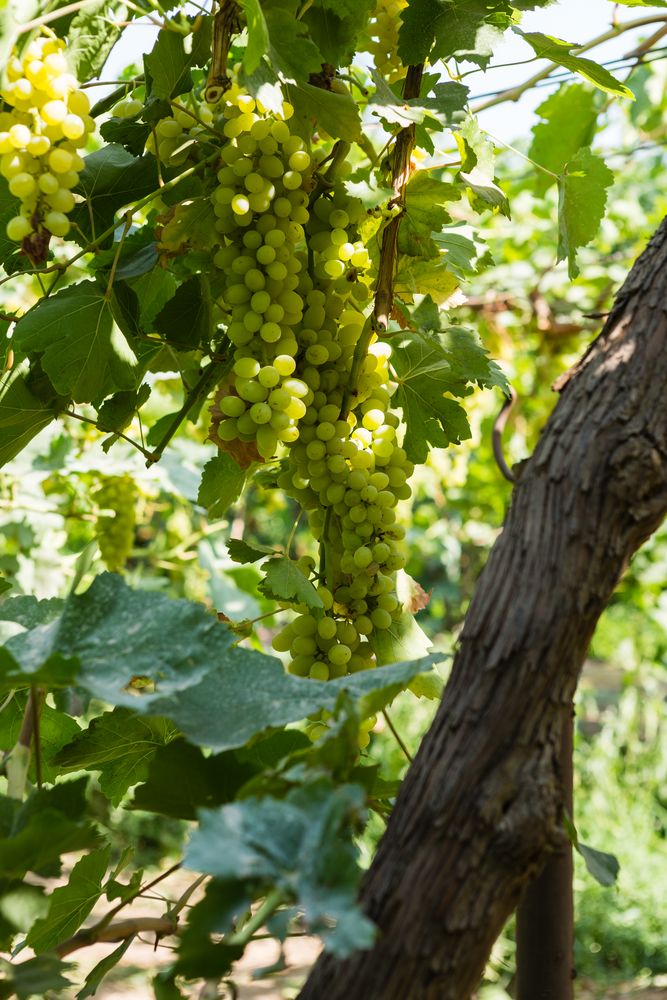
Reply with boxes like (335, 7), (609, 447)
(56, 917), (178, 958)
(472, 14), (667, 113)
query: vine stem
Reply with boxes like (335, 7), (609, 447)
(374, 63), (424, 332)
(382, 708), (413, 763)
(6, 688), (44, 799)
(472, 13), (667, 113)
(226, 889), (286, 948)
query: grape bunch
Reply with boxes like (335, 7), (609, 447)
(365, 0), (408, 83)
(1, 35), (93, 248)
(208, 85), (315, 461)
(93, 475), (138, 573)
(269, 180), (414, 719)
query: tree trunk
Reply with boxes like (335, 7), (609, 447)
(299, 220), (667, 1000)
(515, 703), (574, 1000)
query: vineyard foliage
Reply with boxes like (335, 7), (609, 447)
(0, 0), (667, 995)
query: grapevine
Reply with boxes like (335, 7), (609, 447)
(1, 34), (94, 256)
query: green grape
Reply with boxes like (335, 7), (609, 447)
(93, 474), (138, 573)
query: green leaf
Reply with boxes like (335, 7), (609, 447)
(0, 697), (80, 784)
(303, 0), (374, 65)
(529, 83), (599, 195)
(264, 7), (323, 82)
(144, 29), (194, 100)
(154, 275), (211, 348)
(100, 116), (152, 157)
(368, 612), (431, 666)
(227, 539), (276, 564)
(185, 779), (376, 956)
(197, 455), (247, 519)
(12, 281), (140, 403)
(66, 0), (127, 79)
(97, 384), (151, 434)
(157, 197), (220, 254)
(577, 842), (620, 887)
(131, 740), (256, 819)
(237, 0), (270, 75)
(77, 939), (133, 1000)
(0, 596), (62, 628)
(516, 30), (635, 99)
(399, 0), (514, 67)
(557, 146), (614, 278)
(72, 145), (159, 244)
(151, 652), (441, 751)
(407, 669), (445, 700)
(129, 268), (177, 331)
(0, 956), (74, 999)
(0, 367), (61, 469)
(3, 574), (235, 707)
(262, 556), (323, 610)
(26, 848), (110, 953)
(0, 780), (97, 878)
(612, 0), (667, 4)
(455, 115), (509, 216)
(0, 176), (22, 267)
(284, 82), (362, 143)
(54, 709), (179, 805)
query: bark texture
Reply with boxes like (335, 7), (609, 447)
(299, 220), (667, 1000)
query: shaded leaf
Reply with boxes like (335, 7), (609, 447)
(26, 848), (110, 953)
(72, 146), (159, 244)
(227, 539), (276, 564)
(399, 0), (514, 67)
(197, 455), (247, 519)
(144, 29), (194, 100)
(77, 938), (133, 999)
(0, 956), (74, 999)
(262, 557), (323, 610)
(557, 146), (614, 278)
(66, 0), (127, 79)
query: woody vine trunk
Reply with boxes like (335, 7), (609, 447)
(298, 220), (667, 1000)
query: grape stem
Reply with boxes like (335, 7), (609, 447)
(374, 63), (424, 331)
(382, 707), (413, 763)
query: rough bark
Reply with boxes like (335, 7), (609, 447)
(299, 220), (667, 1000)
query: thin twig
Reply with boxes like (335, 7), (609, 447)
(382, 709), (413, 763)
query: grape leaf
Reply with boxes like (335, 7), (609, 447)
(0, 368), (61, 469)
(197, 455), (247, 519)
(227, 539), (276, 564)
(184, 779), (376, 957)
(456, 115), (510, 216)
(303, 0), (374, 65)
(0, 596), (63, 629)
(66, 0), (127, 79)
(262, 556), (324, 609)
(100, 116), (152, 157)
(157, 197), (219, 254)
(577, 842), (620, 887)
(131, 740), (256, 819)
(395, 257), (460, 304)
(0, 176), (22, 267)
(284, 82), (362, 143)
(26, 847), (110, 953)
(529, 83), (599, 195)
(97, 384), (151, 433)
(154, 275), (211, 349)
(12, 281), (140, 403)
(265, 7), (323, 82)
(0, 956), (74, 1000)
(77, 939), (133, 1000)
(54, 709), (179, 805)
(399, 0), (514, 67)
(72, 145), (159, 244)
(557, 146), (614, 279)
(368, 612), (431, 667)
(151, 652), (441, 751)
(237, 0), (269, 75)
(516, 30), (635, 99)
(144, 29), (194, 100)
(0, 697), (80, 784)
(129, 269), (176, 331)
(607, 0), (667, 5)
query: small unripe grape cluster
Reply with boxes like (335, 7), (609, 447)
(143, 102), (216, 167)
(93, 474), (138, 573)
(1, 36), (93, 244)
(365, 0), (408, 83)
(210, 85), (315, 460)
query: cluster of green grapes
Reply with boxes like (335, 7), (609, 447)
(364, 0), (407, 83)
(93, 475), (138, 573)
(262, 182), (414, 745)
(1, 35), (93, 244)
(208, 84), (315, 461)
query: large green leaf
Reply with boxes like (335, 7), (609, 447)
(184, 779), (376, 956)
(12, 281), (140, 403)
(284, 82), (362, 143)
(66, 0), (128, 79)
(0, 368), (61, 469)
(529, 83), (599, 195)
(557, 146), (614, 278)
(516, 30), (635, 99)
(55, 709), (179, 805)
(265, 7), (322, 82)
(72, 145), (159, 243)
(237, 0), (270, 75)
(399, 0), (514, 67)
(144, 28), (194, 100)
(392, 329), (507, 463)
(26, 847), (110, 953)
(303, 0), (375, 65)
(197, 455), (247, 519)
